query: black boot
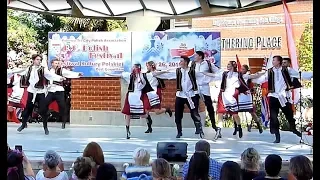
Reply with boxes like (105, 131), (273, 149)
(233, 122), (237, 135)
(17, 122), (27, 132)
(145, 115), (152, 133)
(176, 124), (182, 138)
(257, 122), (263, 134)
(165, 108), (173, 117)
(195, 122), (204, 139)
(126, 125), (131, 139)
(273, 132), (280, 143)
(247, 123), (252, 132)
(238, 125), (243, 138)
(62, 115), (66, 129)
(43, 120), (49, 135)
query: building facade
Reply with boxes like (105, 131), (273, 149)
(70, 1), (312, 126)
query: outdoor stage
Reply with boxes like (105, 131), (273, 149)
(7, 123), (313, 163)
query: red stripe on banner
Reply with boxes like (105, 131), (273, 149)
(236, 54), (241, 71)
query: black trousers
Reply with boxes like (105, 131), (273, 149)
(45, 91), (67, 124)
(175, 96), (201, 133)
(197, 94), (216, 129)
(269, 97), (297, 134)
(21, 92), (47, 126)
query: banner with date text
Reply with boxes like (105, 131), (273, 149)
(48, 32), (131, 77)
(131, 31), (221, 71)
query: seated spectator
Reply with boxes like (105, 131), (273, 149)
(7, 149), (35, 180)
(182, 140), (222, 180)
(96, 163), (118, 180)
(220, 161), (242, 180)
(288, 155), (313, 180)
(36, 150), (68, 180)
(72, 141), (105, 180)
(73, 157), (94, 180)
(152, 158), (176, 180)
(186, 152), (209, 180)
(254, 154), (285, 180)
(121, 148), (152, 179)
(240, 148), (265, 180)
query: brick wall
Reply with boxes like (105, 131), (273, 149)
(71, 78), (205, 112)
(192, 1), (313, 67)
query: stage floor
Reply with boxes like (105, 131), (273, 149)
(7, 123), (313, 163)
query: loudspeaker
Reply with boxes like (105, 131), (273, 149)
(157, 142), (188, 162)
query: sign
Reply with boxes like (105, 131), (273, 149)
(48, 32), (131, 77)
(212, 16), (284, 27)
(221, 36), (282, 50)
(131, 31), (221, 71)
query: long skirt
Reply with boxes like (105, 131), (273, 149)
(217, 89), (239, 115)
(237, 93), (254, 112)
(121, 92), (146, 116)
(142, 88), (162, 110)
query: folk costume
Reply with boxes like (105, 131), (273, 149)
(7, 74), (27, 123)
(17, 65), (63, 135)
(254, 66), (302, 143)
(141, 72), (172, 133)
(46, 67), (81, 129)
(156, 67), (204, 139)
(191, 60), (221, 135)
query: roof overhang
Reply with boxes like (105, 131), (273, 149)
(7, 0), (296, 19)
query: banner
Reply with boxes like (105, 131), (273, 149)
(132, 31), (221, 72)
(48, 32), (131, 77)
(48, 31), (221, 76)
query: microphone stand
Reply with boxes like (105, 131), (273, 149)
(286, 71), (312, 150)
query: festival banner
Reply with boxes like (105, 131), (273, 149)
(131, 31), (221, 72)
(48, 32), (131, 77)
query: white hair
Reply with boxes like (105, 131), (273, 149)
(44, 150), (60, 169)
(133, 148), (150, 166)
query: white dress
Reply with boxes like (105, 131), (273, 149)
(237, 74), (254, 112)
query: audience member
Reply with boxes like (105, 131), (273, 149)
(220, 161), (242, 180)
(73, 157), (94, 180)
(82, 142), (105, 178)
(36, 150), (68, 180)
(254, 154), (285, 180)
(240, 148), (265, 180)
(186, 151), (209, 180)
(96, 163), (118, 180)
(7, 149), (35, 180)
(122, 148), (152, 179)
(288, 155), (313, 180)
(152, 158), (176, 180)
(182, 140), (221, 180)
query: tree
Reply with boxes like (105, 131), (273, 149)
(297, 23), (313, 72)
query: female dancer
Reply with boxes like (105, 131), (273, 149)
(202, 61), (263, 139)
(142, 61), (172, 133)
(234, 64), (263, 134)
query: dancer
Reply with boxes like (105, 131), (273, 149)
(16, 54), (64, 135)
(142, 61), (172, 133)
(254, 56), (302, 143)
(202, 61), (263, 139)
(45, 58), (82, 129)
(121, 64), (149, 139)
(233, 64), (263, 134)
(191, 51), (221, 136)
(155, 56), (204, 138)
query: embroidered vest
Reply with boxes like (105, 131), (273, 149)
(190, 60), (213, 73)
(176, 68), (198, 91)
(127, 73), (135, 92)
(141, 73), (156, 93)
(52, 67), (64, 86)
(268, 67), (294, 93)
(220, 71), (249, 93)
(157, 78), (165, 89)
(8, 76), (14, 88)
(246, 78), (255, 93)
(20, 66), (48, 89)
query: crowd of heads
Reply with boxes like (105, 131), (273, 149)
(7, 140), (313, 180)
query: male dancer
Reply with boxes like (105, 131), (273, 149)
(156, 56), (204, 138)
(191, 51), (221, 136)
(142, 61), (172, 133)
(17, 54), (64, 135)
(45, 58), (82, 129)
(254, 56), (302, 143)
